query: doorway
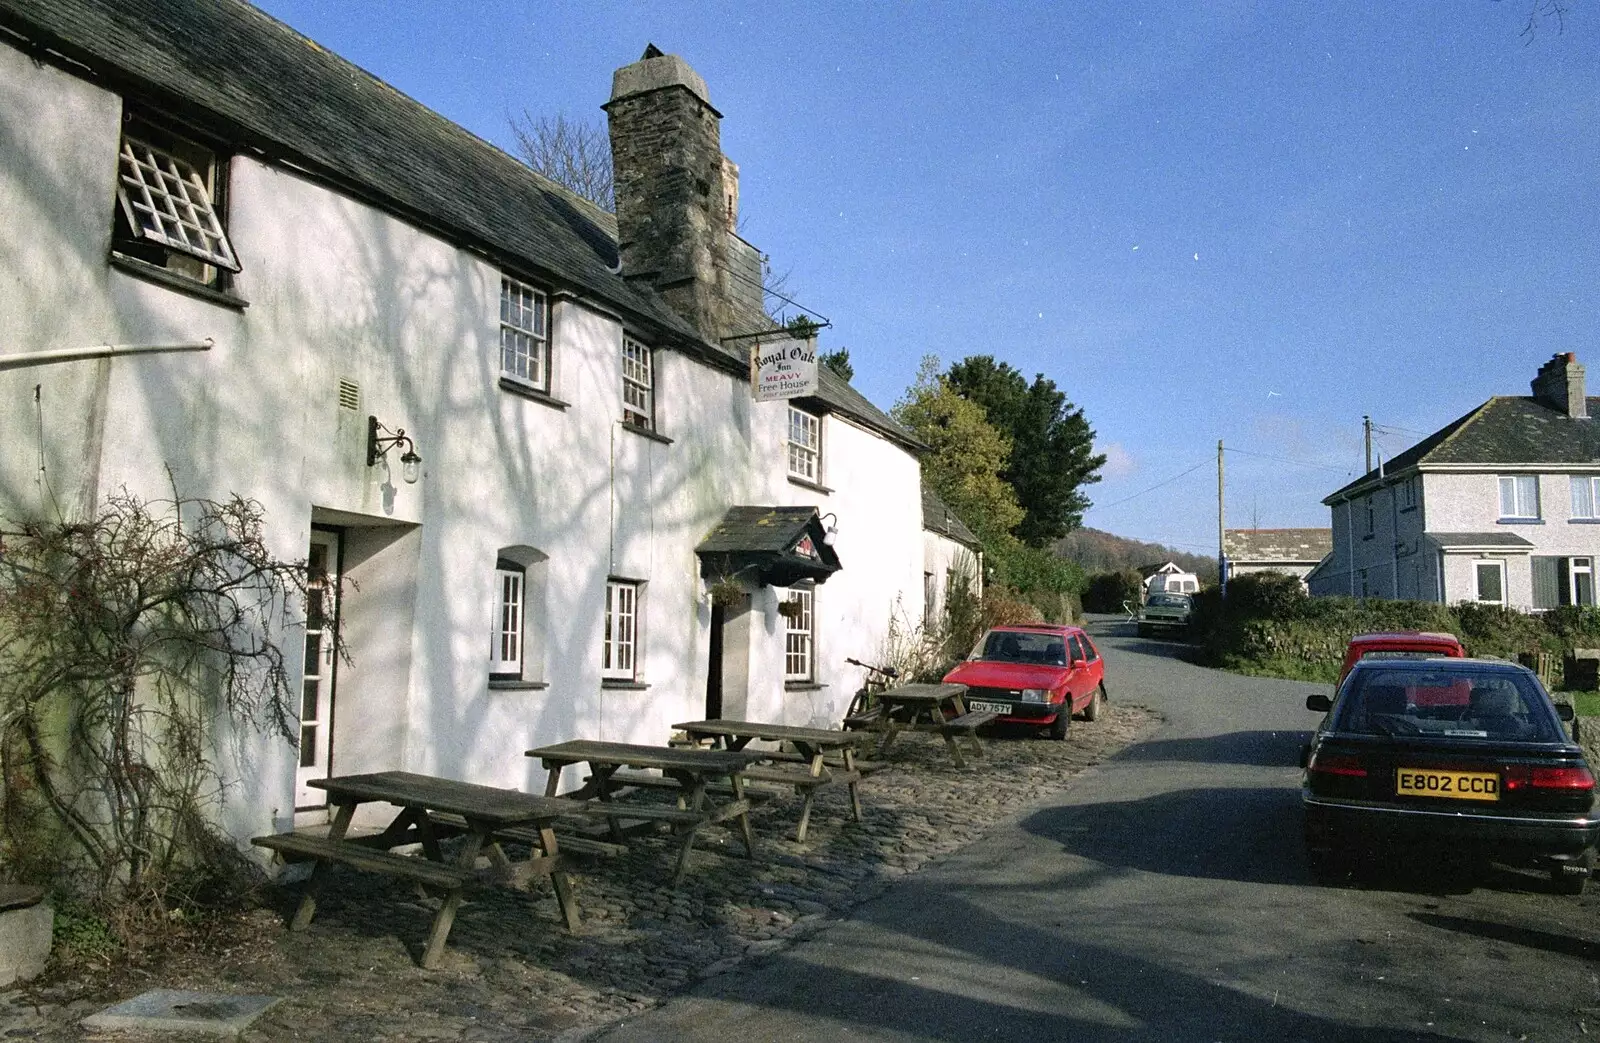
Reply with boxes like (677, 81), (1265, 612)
(705, 603), (725, 719)
(295, 528), (342, 809)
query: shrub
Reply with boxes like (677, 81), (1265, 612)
(1083, 569), (1142, 614)
(1223, 571), (1308, 619)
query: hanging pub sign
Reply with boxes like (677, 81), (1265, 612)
(750, 333), (818, 402)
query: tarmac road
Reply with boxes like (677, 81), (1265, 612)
(586, 618), (1600, 1042)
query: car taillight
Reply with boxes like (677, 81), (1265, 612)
(1308, 752), (1367, 778)
(1502, 765), (1596, 792)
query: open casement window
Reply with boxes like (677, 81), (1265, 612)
(602, 579), (640, 680)
(621, 336), (654, 429)
(491, 561), (524, 679)
(1533, 555), (1595, 610)
(788, 407), (821, 483)
(113, 117), (239, 286)
(1498, 475), (1539, 520)
(500, 276), (550, 391)
(783, 585), (815, 682)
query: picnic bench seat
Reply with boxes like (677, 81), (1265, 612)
(424, 811), (628, 859)
(842, 705), (883, 730)
(940, 710), (999, 736)
(599, 768), (776, 803)
(252, 832), (472, 891)
(758, 749), (889, 775)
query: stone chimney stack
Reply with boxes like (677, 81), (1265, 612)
(1531, 352), (1588, 419)
(605, 45), (731, 342)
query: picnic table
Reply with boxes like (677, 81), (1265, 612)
(674, 719), (873, 842)
(251, 771), (590, 969)
(867, 682), (993, 768)
(526, 740), (757, 883)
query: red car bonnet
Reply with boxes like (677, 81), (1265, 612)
(944, 659), (1072, 687)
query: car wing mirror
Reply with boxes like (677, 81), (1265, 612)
(1556, 702), (1576, 722)
(1305, 694), (1333, 713)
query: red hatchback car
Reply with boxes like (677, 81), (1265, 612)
(1337, 631), (1466, 686)
(942, 625), (1107, 739)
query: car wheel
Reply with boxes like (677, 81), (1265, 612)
(1048, 707), (1070, 740)
(1550, 850), (1593, 896)
(1083, 683), (1106, 722)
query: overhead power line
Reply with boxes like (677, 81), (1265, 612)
(1084, 461), (1208, 514)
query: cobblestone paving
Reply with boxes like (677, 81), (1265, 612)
(2, 705), (1158, 1042)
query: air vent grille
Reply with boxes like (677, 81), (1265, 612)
(337, 379), (360, 411)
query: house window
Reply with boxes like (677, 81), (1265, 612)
(1575, 557), (1595, 607)
(1572, 476), (1600, 519)
(500, 277), (550, 391)
(1474, 560), (1505, 605)
(491, 562), (524, 678)
(1400, 477), (1417, 510)
(490, 547), (547, 683)
(621, 336), (654, 429)
(603, 579), (639, 679)
(1364, 497), (1375, 536)
(788, 407), (821, 483)
(1498, 475), (1540, 520)
(113, 117), (240, 286)
(923, 572), (937, 627)
(783, 586), (814, 682)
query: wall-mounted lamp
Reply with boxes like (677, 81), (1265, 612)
(818, 512), (839, 546)
(367, 415), (422, 484)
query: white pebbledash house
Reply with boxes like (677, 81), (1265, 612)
(0, 0), (934, 838)
(1309, 353), (1600, 611)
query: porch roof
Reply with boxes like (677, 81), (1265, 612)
(1426, 531), (1536, 552)
(696, 506), (842, 587)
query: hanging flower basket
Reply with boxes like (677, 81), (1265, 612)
(777, 599), (804, 620)
(709, 578), (744, 607)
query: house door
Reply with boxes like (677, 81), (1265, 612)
(705, 603), (725, 719)
(296, 528), (342, 809)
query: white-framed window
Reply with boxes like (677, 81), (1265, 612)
(1364, 496), (1375, 536)
(1400, 477), (1417, 510)
(499, 276), (550, 391)
(783, 586), (814, 682)
(1498, 475), (1540, 520)
(788, 407), (821, 482)
(1574, 557), (1595, 607)
(1572, 476), (1600, 520)
(113, 117), (239, 285)
(1474, 559), (1506, 605)
(491, 563), (524, 678)
(621, 336), (654, 429)
(603, 579), (640, 679)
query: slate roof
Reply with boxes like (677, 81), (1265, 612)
(1223, 528), (1332, 564)
(0, 0), (921, 451)
(1425, 532), (1536, 550)
(695, 506), (841, 586)
(1325, 395), (1600, 503)
(921, 486), (981, 549)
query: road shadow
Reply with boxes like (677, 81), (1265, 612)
(1408, 911), (1600, 960)
(1115, 729), (1312, 768)
(1021, 785), (1308, 887)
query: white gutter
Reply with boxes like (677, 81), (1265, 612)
(0, 340), (213, 372)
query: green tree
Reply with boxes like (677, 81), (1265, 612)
(892, 357), (1024, 546)
(819, 347), (854, 383)
(946, 355), (1106, 546)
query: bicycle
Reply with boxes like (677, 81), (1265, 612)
(842, 657), (899, 729)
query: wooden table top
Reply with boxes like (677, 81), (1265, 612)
(875, 683), (968, 705)
(308, 771), (581, 825)
(526, 740), (754, 774)
(673, 720), (871, 747)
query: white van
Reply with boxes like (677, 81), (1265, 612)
(1145, 571), (1200, 597)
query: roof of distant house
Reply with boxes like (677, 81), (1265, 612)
(1325, 395), (1600, 503)
(0, 0), (919, 450)
(1223, 528), (1333, 563)
(921, 487), (981, 550)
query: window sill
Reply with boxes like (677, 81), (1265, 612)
(1361, 534), (1375, 542)
(784, 681), (827, 691)
(110, 252), (249, 310)
(498, 378), (569, 410)
(787, 476), (833, 495)
(1497, 518), (1544, 525)
(621, 422), (673, 445)
(601, 679), (649, 690)
(489, 679), (549, 691)
(1399, 506), (1417, 514)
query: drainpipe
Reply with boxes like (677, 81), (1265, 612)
(0, 340), (213, 371)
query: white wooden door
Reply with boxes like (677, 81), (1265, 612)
(295, 529), (341, 809)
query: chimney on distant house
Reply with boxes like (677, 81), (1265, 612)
(605, 45), (734, 342)
(1531, 352), (1588, 419)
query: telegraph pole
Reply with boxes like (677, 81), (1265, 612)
(1363, 415), (1373, 473)
(1217, 439), (1226, 592)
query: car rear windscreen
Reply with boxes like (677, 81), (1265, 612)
(1334, 668), (1563, 743)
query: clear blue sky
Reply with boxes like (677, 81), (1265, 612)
(253, 1), (1599, 557)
